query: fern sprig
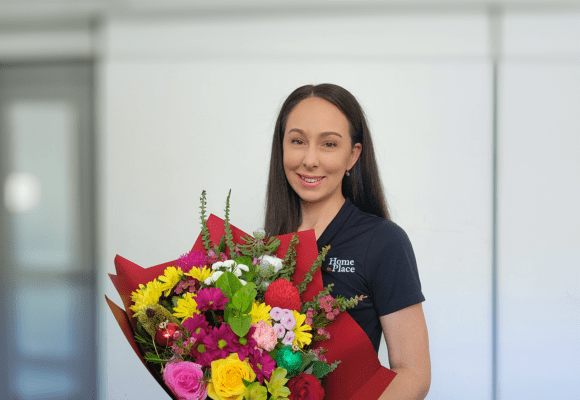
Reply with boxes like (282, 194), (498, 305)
(296, 245), (330, 295)
(278, 234), (299, 280)
(223, 189), (236, 257)
(199, 190), (212, 252)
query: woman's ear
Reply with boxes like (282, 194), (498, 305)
(349, 143), (362, 169)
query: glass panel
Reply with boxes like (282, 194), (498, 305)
(15, 283), (77, 358)
(13, 364), (78, 399)
(5, 100), (77, 270)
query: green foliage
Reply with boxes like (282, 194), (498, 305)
(229, 314), (252, 337)
(277, 234), (299, 281)
(296, 245), (330, 295)
(215, 271), (257, 337)
(199, 190), (212, 253)
(243, 381), (268, 400)
(223, 189), (236, 257)
(231, 282), (257, 314)
(265, 368), (290, 399)
(238, 235), (281, 259)
(215, 271), (243, 300)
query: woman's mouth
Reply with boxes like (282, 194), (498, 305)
(298, 174), (324, 188)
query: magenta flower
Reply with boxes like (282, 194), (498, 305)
(188, 329), (214, 367)
(248, 348), (276, 384)
(163, 361), (207, 400)
(177, 251), (207, 272)
(236, 326), (258, 361)
(182, 314), (209, 337)
(203, 324), (237, 361)
(195, 288), (228, 312)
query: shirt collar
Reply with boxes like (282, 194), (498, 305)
(316, 197), (356, 251)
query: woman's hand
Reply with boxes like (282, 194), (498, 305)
(378, 303), (431, 399)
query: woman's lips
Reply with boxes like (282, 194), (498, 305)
(298, 174), (324, 188)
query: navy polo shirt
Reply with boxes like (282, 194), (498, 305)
(317, 198), (425, 353)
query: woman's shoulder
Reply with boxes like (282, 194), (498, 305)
(349, 204), (411, 246)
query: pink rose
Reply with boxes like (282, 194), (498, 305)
(252, 320), (278, 352)
(163, 361), (207, 400)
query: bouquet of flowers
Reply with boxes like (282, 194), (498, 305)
(107, 191), (396, 400)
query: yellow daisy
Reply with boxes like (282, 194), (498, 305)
(158, 266), (183, 296)
(130, 279), (164, 315)
(292, 310), (312, 348)
(185, 265), (213, 283)
(172, 292), (200, 320)
(249, 301), (272, 325)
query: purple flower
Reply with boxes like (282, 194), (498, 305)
(270, 307), (283, 321)
(273, 323), (286, 339)
(177, 251), (207, 272)
(163, 361), (207, 400)
(282, 331), (295, 346)
(280, 314), (296, 330)
(195, 287), (228, 312)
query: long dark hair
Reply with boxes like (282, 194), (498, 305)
(264, 83), (389, 236)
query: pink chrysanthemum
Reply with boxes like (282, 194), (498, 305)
(182, 313), (209, 337)
(203, 324), (237, 361)
(248, 348), (276, 384)
(236, 326), (258, 361)
(176, 251), (207, 272)
(188, 329), (213, 367)
(195, 287), (228, 312)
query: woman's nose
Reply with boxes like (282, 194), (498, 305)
(302, 145), (319, 168)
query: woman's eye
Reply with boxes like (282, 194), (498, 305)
(291, 139), (304, 145)
(323, 142), (337, 148)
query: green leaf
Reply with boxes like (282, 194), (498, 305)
(224, 306), (232, 322)
(215, 271), (243, 299)
(265, 367), (290, 398)
(310, 361), (333, 379)
(232, 282), (257, 313)
(217, 235), (226, 256)
(229, 314), (252, 337)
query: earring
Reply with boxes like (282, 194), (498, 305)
(345, 170), (350, 177)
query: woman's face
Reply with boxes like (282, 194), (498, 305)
(283, 97), (361, 206)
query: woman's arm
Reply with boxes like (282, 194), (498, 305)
(378, 303), (431, 400)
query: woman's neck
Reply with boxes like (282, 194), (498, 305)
(298, 195), (346, 240)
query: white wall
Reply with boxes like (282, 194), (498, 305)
(498, 11), (580, 399)
(100, 11), (493, 399)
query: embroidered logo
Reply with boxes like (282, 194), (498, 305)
(328, 257), (356, 273)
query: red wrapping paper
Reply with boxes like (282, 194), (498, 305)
(107, 214), (395, 399)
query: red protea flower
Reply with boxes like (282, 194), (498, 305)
(264, 279), (301, 311)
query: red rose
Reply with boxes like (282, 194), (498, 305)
(287, 373), (325, 400)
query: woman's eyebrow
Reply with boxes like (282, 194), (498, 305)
(287, 128), (343, 138)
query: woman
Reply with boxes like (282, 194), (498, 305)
(265, 84), (431, 399)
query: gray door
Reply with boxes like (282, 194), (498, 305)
(0, 62), (96, 399)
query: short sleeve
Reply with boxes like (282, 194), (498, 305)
(365, 220), (425, 317)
